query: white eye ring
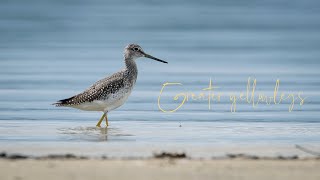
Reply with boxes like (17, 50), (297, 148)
(133, 47), (139, 51)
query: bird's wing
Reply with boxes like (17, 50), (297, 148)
(54, 71), (126, 107)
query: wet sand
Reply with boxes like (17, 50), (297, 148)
(1, 158), (319, 180)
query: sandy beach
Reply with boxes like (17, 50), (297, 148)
(1, 158), (319, 180)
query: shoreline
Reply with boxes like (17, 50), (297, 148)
(1, 144), (320, 160)
(1, 151), (319, 160)
(2, 143), (319, 159)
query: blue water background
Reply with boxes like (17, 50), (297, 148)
(0, 0), (320, 157)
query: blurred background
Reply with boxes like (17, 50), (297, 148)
(0, 0), (320, 157)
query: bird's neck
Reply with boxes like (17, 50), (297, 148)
(124, 57), (138, 79)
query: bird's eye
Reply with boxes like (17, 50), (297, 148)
(133, 47), (139, 51)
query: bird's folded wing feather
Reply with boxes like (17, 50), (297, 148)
(54, 71), (125, 106)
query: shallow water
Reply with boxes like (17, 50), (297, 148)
(0, 0), (320, 158)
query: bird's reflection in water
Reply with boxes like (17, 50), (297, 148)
(58, 126), (134, 142)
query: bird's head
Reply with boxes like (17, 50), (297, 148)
(124, 44), (167, 63)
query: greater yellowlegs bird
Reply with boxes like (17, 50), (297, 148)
(53, 44), (167, 127)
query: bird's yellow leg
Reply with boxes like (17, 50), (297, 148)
(96, 113), (106, 127)
(105, 114), (109, 126)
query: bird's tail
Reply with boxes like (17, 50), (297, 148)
(52, 96), (75, 107)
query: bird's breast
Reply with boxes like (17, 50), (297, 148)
(103, 85), (133, 112)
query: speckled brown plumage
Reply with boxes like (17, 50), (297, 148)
(53, 43), (166, 115)
(54, 68), (136, 107)
(55, 72), (122, 106)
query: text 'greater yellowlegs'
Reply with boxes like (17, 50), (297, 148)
(53, 44), (168, 127)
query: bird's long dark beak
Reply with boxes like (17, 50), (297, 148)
(143, 53), (168, 64)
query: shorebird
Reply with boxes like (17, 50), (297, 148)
(53, 44), (167, 127)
